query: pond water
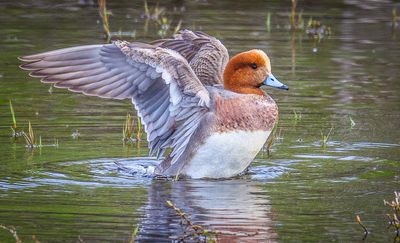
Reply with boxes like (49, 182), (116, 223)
(0, 0), (399, 242)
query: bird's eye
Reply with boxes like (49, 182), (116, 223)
(250, 63), (257, 69)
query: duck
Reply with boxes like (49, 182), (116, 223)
(19, 30), (288, 179)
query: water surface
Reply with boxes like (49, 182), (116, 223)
(0, 0), (399, 242)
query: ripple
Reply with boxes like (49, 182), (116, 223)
(0, 158), (162, 191)
(248, 160), (297, 180)
(0, 179), (40, 190)
(248, 165), (291, 180)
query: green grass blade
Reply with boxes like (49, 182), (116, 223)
(9, 100), (17, 129)
(129, 224), (140, 243)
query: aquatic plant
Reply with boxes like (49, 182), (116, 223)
(287, 0), (332, 41)
(289, 0), (304, 31)
(98, 0), (111, 42)
(173, 19), (182, 35)
(54, 138), (59, 148)
(143, 0), (182, 37)
(265, 11), (271, 32)
(321, 127), (333, 147)
(143, 0), (165, 20)
(384, 191), (400, 237)
(9, 100), (17, 131)
(293, 110), (302, 121)
(355, 215), (369, 239)
(349, 116), (356, 129)
(32, 235), (41, 243)
(129, 224), (140, 243)
(306, 17), (332, 40)
(157, 17), (182, 37)
(21, 123), (60, 148)
(98, 0), (138, 41)
(356, 192), (400, 240)
(264, 123), (283, 156)
(122, 113), (144, 144)
(71, 129), (81, 139)
(0, 224), (21, 243)
(166, 200), (218, 242)
(265, 135), (275, 156)
(136, 116), (143, 142)
(393, 8), (399, 29)
(123, 113), (135, 144)
(9, 100), (23, 138)
(22, 121), (37, 148)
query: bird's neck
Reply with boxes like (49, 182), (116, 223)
(224, 83), (265, 96)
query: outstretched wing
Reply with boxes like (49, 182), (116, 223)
(151, 30), (229, 86)
(19, 41), (210, 166)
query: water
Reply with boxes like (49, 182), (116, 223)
(1, 0), (399, 242)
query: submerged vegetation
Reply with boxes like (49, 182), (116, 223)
(384, 192), (400, 237)
(98, 0), (111, 42)
(8, 102), (59, 149)
(288, 0), (331, 40)
(97, 0), (182, 42)
(265, 11), (271, 32)
(305, 17), (332, 40)
(71, 129), (81, 139)
(9, 94), (140, 150)
(136, 116), (143, 141)
(9, 100), (17, 134)
(142, 0), (182, 37)
(264, 123), (283, 156)
(129, 224), (140, 243)
(123, 113), (135, 144)
(143, 0), (164, 20)
(289, 0), (303, 31)
(293, 110), (302, 122)
(356, 192), (400, 241)
(0, 224), (21, 243)
(321, 127), (333, 147)
(355, 215), (369, 240)
(166, 200), (218, 242)
(9, 101), (40, 148)
(393, 7), (399, 30)
(22, 121), (37, 148)
(349, 116), (356, 129)
(98, 0), (138, 41)
(9, 100), (22, 138)
(123, 113), (144, 144)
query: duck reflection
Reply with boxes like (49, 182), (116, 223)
(137, 179), (277, 242)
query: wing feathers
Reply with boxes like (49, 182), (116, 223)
(19, 45), (101, 61)
(152, 29), (229, 86)
(20, 33), (215, 172)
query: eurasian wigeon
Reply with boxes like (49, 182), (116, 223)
(19, 30), (288, 179)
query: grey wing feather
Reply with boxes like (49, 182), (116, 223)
(151, 29), (229, 86)
(19, 40), (211, 170)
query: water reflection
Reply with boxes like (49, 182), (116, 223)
(0, 0), (400, 242)
(139, 179), (277, 242)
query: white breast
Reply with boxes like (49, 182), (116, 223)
(182, 130), (271, 178)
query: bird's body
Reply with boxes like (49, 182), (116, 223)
(155, 86), (278, 178)
(19, 30), (288, 179)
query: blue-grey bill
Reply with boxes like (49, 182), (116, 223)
(263, 74), (289, 90)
